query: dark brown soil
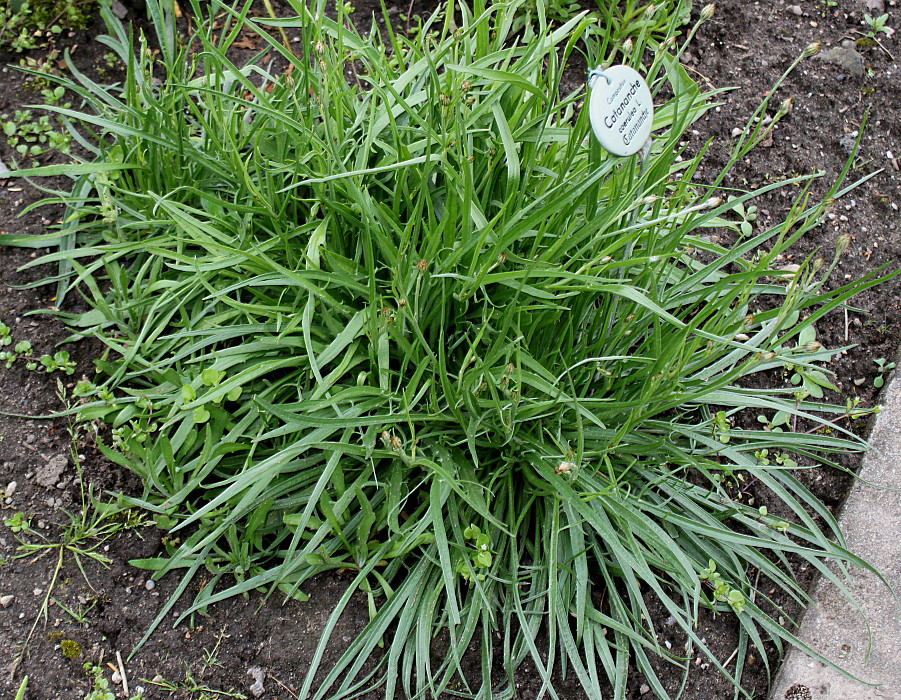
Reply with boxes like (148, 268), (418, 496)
(1, 1), (898, 698)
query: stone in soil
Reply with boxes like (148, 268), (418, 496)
(247, 667), (265, 697)
(34, 454), (67, 488)
(110, 0), (129, 18)
(860, 0), (885, 12)
(817, 45), (866, 78)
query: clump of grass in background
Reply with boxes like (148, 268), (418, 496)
(589, 0), (693, 64)
(3, 0), (895, 697)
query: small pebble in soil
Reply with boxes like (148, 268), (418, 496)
(247, 666), (265, 697)
(4, 481), (16, 497)
(640, 684), (651, 695)
(0, 595), (14, 608)
(145, 579), (156, 591)
(33, 588), (42, 596)
(110, 0), (128, 19)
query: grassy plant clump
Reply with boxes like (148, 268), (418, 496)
(4, 0), (894, 697)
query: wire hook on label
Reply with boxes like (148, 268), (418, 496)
(587, 67), (612, 87)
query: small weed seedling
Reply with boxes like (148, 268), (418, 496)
(1, 105), (72, 160)
(863, 13), (892, 39)
(700, 560), (745, 614)
(82, 663), (143, 700)
(144, 669), (246, 699)
(713, 410), (732, 443)
(0, 320), (76, 373)
(199, 626), (231, 672)
(803, 396), (881, 436)
(4, 510), (31, 533)
(453, 524), (494, 583)
(873, 357), (896, 388)
(52, 595), (98, 624)
(754, 449), (798, 468)
(725, 194), (758, 238)
(757, 410), (791, 433)
(757, 506), (791, 534)
(855, 12), (895, 55)
(781, 326), (839, 399)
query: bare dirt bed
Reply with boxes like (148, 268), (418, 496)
(0, 1), (898, 698)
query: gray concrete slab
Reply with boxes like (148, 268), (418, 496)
(769, 362), (901, 700)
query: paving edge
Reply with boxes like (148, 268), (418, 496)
(768, 348), (901, 700)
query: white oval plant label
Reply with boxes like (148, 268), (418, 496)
(588, 65), (654, 157)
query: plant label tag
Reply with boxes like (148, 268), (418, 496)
(588, 65), (654, 157)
